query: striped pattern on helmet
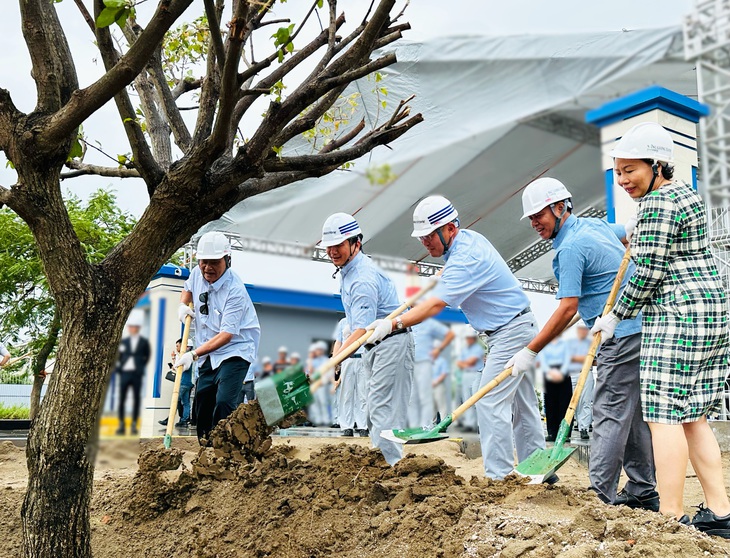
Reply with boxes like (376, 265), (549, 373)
(428, 204), (456, 225)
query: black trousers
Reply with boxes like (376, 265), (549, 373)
(195, 356), (250, 442)
(544, 374), (573, 438)
(118, 372), (142, 423)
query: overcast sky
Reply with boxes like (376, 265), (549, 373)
(0, 0), (694, 217)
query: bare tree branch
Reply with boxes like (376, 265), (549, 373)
(0, 88), (22, 154)
(192, 0), (223, 145)
(133, 69), (173, 168)
(93, 12), (164, 191)
(319, 118), (366, 154)
(72, 0), (97, 35)
(0, 185), (12, 208)
(171, 77), (202, 100)
(272, 88), (343, 148)
(262, 112), (421, 174)
(40, 0), (194, 150)
(61, 161), (141, 179)
(321, 54), (396, 90)
(203, 0), (226, 73)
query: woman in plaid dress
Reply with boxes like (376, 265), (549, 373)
(592, 122), (730, 536)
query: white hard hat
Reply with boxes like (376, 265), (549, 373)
(320, 213), (362, 247)
(521, 178), (573, 220)
(277, 346), (288, 353)
(315, 340), (329, 351)
(290, 352), (301, 360)
(610, 122), (674, 163)
(412, 196), (459, 238)
(196, 231), (231, 260)
(262, 356), (272, 364)
(126, 310), (144, 328)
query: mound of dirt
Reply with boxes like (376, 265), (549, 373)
(3, 405), (730, 557)
(82, 405), (730, 558)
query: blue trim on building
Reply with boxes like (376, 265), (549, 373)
(153, 264), (190, 281)
(585, 86), (710, 127)
(692, 166), (698, 191)
(244, 283), (468, 324)
(604, 169), (616, 224)
(153, 298), (166, 398)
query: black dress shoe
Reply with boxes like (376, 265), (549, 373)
(114, 426), (125, 436)
(679, 514), (692, 525)
(614, 488), (660, 512)
(341, 429), (354, 437)
(580, 429), (589, 440)
(175, 420), (190, 427)
(543, 473), (559, 485)
(356, 429), (369, 437)
(692, 504), (730, 538)
(130, 425), (138, 435)
(545, 434), (556, 442)
(158, 418), (168, 426)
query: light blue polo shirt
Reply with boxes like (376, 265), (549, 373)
(340, 252), (400, 330)
(552, 215), (641, 338)
(412, 318), (450, 362)
(562, 336), (591, 375)
(537, 339), (567, 369)
(184, 266), (260, 369)
(432, 229), (530, 333)
(334, 317), (363, 355)
(460, 342), (485, 373)
(432, 355), (449, 380)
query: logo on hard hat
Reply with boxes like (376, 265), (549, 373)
(338, 221), (359, 235)
(428, 204), (456, 225)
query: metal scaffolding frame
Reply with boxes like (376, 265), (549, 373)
(684, 0), (730, 417)
(183, 233), (558, 294)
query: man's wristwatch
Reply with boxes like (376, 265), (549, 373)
(394, 317), (404, 330)
(191, 350), (199, 361)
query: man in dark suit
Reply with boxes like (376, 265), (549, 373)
(114, 315), (150, 435)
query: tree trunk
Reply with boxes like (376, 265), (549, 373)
(21, 301), (130, 557)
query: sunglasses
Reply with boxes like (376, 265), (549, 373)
(199, 292), (210, 315)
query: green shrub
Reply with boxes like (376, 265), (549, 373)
(0, 403), (30, 419)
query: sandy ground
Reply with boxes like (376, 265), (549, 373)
(1, 404), (730, 557)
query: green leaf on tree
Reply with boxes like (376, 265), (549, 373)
(68, 137), (83, 160)
(96, 7), (122, 28)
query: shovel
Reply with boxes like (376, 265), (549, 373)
(514, 246), (632, 483)
(256, 274), (441, 426)
(163, 306), (193, 449)
(379, 313), (584, 445)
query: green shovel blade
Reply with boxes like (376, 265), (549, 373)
(380, 416), (454, 444)
(514, 419), (575, 482)
(256, 368), (313, 426)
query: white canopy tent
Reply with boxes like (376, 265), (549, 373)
(209, 26), (697, 284)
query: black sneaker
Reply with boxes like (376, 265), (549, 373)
(692, 504), (730, 538)
(580, 429), (589, 440)
(614, 488), (660, 512)
(341, 429), (354, 437)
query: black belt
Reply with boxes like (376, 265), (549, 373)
(483, 307), (531, 336)
(364, 326), (411, 350)
(350, 353), (362, 359)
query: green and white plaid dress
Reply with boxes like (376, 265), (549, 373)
(612, 181), (730, 424)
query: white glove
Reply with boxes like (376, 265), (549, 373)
(366, 319), (393, 344)
(590, 312), (621, 342)
(175, 351), (194, 372)
(178, 303), (195, 323)
(624, 214), (638, 242)
(506, 347), (537, 377)
(342, 323), (352, 339)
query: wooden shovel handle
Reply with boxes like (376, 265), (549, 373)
(562, 246), (632, 427)
(165, 304), (193, 440)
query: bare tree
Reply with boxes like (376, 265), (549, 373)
(0, 0), (421, 555)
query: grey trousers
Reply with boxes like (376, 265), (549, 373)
(408, 360), (435, 427)
(478, 312), (544, 479)
(590, 332), (656, 502)
(363, 332), (414, 465)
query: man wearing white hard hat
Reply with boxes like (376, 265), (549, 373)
(366, 196), (543, 480)
(113, 311), (150, 435)
(510, 177), (656, 510)
(591, 122), (730, 532)
(175, 231), (260, 444)
(322, 212), (413, 465)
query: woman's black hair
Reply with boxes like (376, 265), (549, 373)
(641, 158), (674, 180)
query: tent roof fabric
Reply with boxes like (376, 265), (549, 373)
(211, 27), (696, 283)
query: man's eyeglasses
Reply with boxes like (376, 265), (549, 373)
(199, 292), (209, 315)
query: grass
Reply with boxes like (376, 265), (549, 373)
(0, 403), (31, 419)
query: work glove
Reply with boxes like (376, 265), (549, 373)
(590, 311), (621, 343)
(178, 303), (195, 323)
(366, 318), (393, 344)
(175, 351), (194, 372)
(342, 323), (352, 339)
(624, 214), (638, 242)
(506, 347), (537, 377)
